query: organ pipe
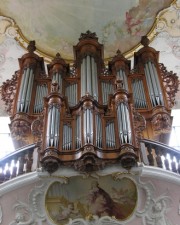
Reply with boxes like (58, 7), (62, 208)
(106, 121), (116, 148)
(62, 124), (72, 150)
(144, 61), (164, 107)
(52, 72), (62, 93)
(46, 105), (60, 148)
(17, 68), (34, 113)
(81, 56), (98, 99)
(132, 79), (147, 108)
(83, 108), (93, 144)
(34, 84), (48, 113)
(117, 69), (128, 90)
(101, 81), (114, 105)
(76, 115), (82, 149)
(65, 83), (77, 106)
(95, 114), (102, 148)
(117, 103), (132, 144)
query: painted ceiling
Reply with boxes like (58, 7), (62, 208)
(0, 0), (180, 116)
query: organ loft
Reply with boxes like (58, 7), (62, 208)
(1, 31), (179, 173)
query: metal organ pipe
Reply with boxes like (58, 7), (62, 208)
(46, 105), (60, 148)
(65, 83), (77, 106)
(144, 61), (164, 106)
(62, 124), (72, 150)
(101, 82), (114, 105)
(52, 72), (62, 93)
(76, 115), (81, 149)
(17, 68), (34, 113)
(95, 114), (102, 148)
(34, 84), (48, 113)
(132, 79), (147, 108)
(83, 109), (93, 144)
(106, 121), (115, 148)
(117, 69), (128, 90)
(81, 56), (98, 99)
(117, 103), (132, 144)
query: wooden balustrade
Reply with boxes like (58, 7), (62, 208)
(0, 144), (37, 183)
(140, 139), (180, 173)
(0, 139), (179, 184)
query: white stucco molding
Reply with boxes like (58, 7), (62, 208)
(134, 165), (180, 185)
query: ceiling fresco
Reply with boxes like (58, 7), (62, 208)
(0, 0), (172, 60)
(0, 0), (180, 116)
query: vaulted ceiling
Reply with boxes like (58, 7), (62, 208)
(0, 0), (180, 116)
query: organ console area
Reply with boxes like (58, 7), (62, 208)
(1, 31), (178, 172)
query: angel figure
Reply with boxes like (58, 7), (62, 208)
(145, 196), (173, 225)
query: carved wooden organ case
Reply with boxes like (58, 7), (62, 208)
(1, 31), (179, 172)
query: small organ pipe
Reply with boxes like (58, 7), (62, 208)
(148, 61), (159, 104)
(46, 108), (52, 147)
(24, 69), (33, 112)
(144, 63), (156, 106)
(151, 62), (164, 105)
(21, 68), (30, 106)
(117, 102), (132, 144)
(86, 56), (91, 94)
(17, 69), (26, 111)
(122, 70), (128, 90)
(106, 122), (115, 148)
(125, 105), (132, 143)
(76, 115), (81, 149)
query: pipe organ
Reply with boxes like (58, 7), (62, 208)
(1, 31), (179, 173)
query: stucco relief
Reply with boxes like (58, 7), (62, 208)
(144, 195), (174, 225)
(0, 16), (25, 88)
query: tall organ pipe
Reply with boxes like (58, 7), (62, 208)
(34, 84), (48, 113)
(117, 103), (132, 144)
(117, 69), (128, 90)
(81, 56), (98, 99)
(83, 109), (93, 144)
(132, 79), (147, 108)
(101, 82), (114, 105)
(144, 61), (164, 106)
(52, 72), (62, 93)
(106, 121), (116, 148)
(17, 68), (34, 113)
(95, 114), (102, 148)
(65, 83), (77, 106)
(46, 105), (60, 148)
(62, 124), (72, 150)
(76, 115), (81, 149)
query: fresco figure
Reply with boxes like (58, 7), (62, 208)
(87, 181), (124, 219)
(56, 203), (79, 222)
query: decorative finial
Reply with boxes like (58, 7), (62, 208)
(79, 30), (98, 41)
(116, 49), (122, 55)
(27, 40), (36, 53)
(141, 36), (150, 47)
(55, 52), (61, 58)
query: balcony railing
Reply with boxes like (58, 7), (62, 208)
(140, 139), (180, 173)
(0, 139), (180, 183)
(0, 144), (37, 183)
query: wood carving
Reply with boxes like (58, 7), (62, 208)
(0, 71), (19, 115)
(159, 63), (179, 108)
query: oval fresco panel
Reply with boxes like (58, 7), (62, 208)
(45, 175), (137, 224)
